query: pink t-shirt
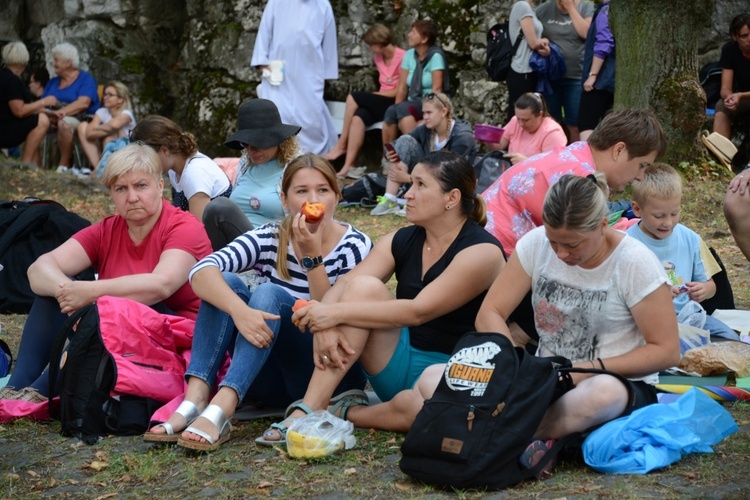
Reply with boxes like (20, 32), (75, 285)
(73, 200), (212, 319)
(482, 142), (595, 255)
(374, 47), (406, 92)
(504, 116), (567, 158)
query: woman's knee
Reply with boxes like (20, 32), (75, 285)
(248, 282), (293, 313)
(724, 189), (750, 226)
(577, 375), (629, 418)
(339, 275), (391, 301)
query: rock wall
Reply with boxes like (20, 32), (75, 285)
(2, 0), (750, 158)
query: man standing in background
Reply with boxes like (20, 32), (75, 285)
(251, 0), (339, 155)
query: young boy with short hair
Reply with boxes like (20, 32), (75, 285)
(626, 163), (738, 340)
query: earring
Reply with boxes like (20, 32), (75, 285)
(445, 204), (451, 210)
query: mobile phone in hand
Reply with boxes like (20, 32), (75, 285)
(384, 143), (400, 163)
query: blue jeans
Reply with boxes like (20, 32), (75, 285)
(544, 77), (583, 126)
(704, 314), (740, 341)
(185, 273), (364, 407)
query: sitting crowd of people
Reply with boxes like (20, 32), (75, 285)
(1, 12), (748, 483)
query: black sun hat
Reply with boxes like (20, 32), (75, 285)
(224, 99), (301, 150)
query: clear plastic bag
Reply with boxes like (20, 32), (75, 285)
(286, 410), (356, 459)
(677, 300), (707, 329)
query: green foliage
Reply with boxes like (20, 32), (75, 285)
(421, 0), (480, 57)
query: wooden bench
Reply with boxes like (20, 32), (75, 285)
(326, 101), (383, 135)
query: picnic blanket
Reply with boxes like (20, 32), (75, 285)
(657, 374), (750, 402)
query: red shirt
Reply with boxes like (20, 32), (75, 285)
(73, 200), (211, 319)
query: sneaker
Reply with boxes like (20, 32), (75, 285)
(56, 165), (69, 174)
(519, 439), (557, 478)
(346, 166), (367, 179)
(370, 196), (400, 216)
(396, 205), (407, 216)
(360, 197), (379, 208)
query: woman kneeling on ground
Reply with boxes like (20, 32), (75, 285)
(144, 154), (372, 451)
(0, 143), (212, 402)
(258, 151), (505, 443)
(474, 173), (679, 475)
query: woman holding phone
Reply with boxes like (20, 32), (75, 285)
(371, 92), (476, 215)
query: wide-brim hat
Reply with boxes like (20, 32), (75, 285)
(225, 98), (301, 150)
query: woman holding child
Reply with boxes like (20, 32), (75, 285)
(144, 154), (371, 450)
(0, 144), (212, 403)
(256, 151), (505, 443)
(476, 173), (680, 475)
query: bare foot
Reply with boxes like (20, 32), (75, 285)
(324, 145), (346, 161)
(336, 166), (352, 178)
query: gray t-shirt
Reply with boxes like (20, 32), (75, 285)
(510, 1), (544, 74)
(535, 0), (595, 79)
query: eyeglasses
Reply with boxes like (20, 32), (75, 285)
(425, 92), (448, 108)
(103, 92), (118, 98)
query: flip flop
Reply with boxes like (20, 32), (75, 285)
(177, 404), (232, 452)
(255, 402), (315, 446)
(143, 400), (201, 443)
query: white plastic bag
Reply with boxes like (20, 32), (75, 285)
(286, 410), (356, 459)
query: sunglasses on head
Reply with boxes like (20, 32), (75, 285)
(425, 92), (448, 108)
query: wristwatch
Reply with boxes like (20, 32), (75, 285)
(300, 255), (323, 271)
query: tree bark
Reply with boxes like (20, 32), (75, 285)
(610, 0), (716, 164)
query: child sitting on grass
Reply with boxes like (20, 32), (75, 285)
(626, 163), (738, 341)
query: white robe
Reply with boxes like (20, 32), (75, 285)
(251, 0), (339, 155)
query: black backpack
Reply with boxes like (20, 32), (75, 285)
(48, 304), (161, 444)
(399, 332), (573, 490)
(0, 199), (93, 313)
(486, 22), (524, 82)
(341, 173), (388, 204)
(474, 150), (512, 194)
(700, 61), (723, 110)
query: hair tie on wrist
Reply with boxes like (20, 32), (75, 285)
(597, 357), (606, 370)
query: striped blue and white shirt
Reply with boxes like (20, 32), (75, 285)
(189, 222), (372, 299)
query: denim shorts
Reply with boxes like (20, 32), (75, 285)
(366, 328), (450, 402)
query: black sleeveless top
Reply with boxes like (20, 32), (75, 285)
(391, 219), (504, 354)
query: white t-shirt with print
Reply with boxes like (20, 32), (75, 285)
(516, 227), (668, 384)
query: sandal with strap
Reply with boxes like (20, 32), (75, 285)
(255, 402), (315, 446)
(177, 404), (232, 452)
(143, 400), (201, 443)
(328, 391), (369, 421)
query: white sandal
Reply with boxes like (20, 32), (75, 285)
(177, 404), (232, 451)
(143, 400), (201, 443)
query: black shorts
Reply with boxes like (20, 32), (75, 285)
(0, 114), (39, 148)
(578, 88), (614, 132)
(351, 91), (395, 127)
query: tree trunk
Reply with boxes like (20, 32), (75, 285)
(610, 0), (716, 165)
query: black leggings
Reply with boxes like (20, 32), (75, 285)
(351, 91), (395, 126)
(506, 68), (539, 123)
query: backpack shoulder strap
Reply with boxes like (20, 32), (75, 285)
(48, 304), (98, 410)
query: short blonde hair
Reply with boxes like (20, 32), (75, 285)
(2, 41), (29, 66)
(631, 162), (682, 206)
(103, 143), (162, 189)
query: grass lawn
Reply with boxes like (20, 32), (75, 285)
(1, 162), (750, 498)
